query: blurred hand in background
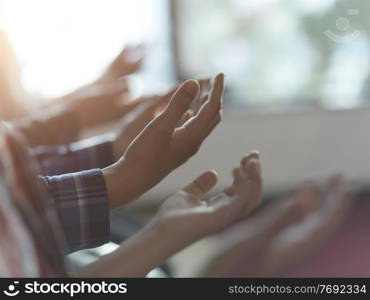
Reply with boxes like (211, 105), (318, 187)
(95, 44), (145, 85)
(197, 176), (354, 277)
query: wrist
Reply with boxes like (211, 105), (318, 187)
(145, 217), (194, 258)
(102, 159), (140, 208)
(76, 222), (173, 277)
(112, 130), (130, 160)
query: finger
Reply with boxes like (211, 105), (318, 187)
(198, 78), (212, 95)
(239, 151), (259, 175)
(194, 74), (224, 130)
(204, 72), (224, 115)
(145, 91), (175, 116)
(292, 182), (321, 216)
(135, 101), (161, 124)
(241, 151), (259, 166)
(202, 110), (222, 139)
(323, 176), (354, 209)
(245, 157), (261, 183)
(325, 174), (344, 190)
(122, 44), (145, 63)
(190, 93), (208, 115)
(207, 192), (229, 206)
(116, 97), (144, 116)
(232, 166), (244, 183)
(239, 197), (311, 247)
(321, 175), (346, 207)
(201, 197), (308, 277)
(155, 79), (200, 131)
(144, 94), (170, 112)
(185, 73), (224, 134)
(223, 186), (235, 197)
(178, 110), (194, 127)
(199, 93), (209, 106)
(105, 77), (130, 96)
(182, 170), (218, 200)
(223, 163), (244, 196)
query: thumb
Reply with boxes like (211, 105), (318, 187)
(182, 170), (218, 200)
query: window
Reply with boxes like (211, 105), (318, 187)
(0, 0), (174, 98)
(173, 0), (370, 109)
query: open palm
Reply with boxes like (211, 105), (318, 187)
(152, 152), (263, 250)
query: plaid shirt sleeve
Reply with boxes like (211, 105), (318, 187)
(30, 135), (114, 176)
(40, 169), (110, 253)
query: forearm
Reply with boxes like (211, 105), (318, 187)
(74, 223), (174, 277)
(14, 104), (79, 147)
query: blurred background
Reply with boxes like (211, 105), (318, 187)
(1, 0), (370, 195)
(1, 0), (370, 108)
(1, 0), (370, 277)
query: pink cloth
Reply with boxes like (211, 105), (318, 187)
(290, 200), (370, 277)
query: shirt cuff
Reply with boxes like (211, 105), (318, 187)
(41, 169), (110, 253)
(31, 135), (114, 176)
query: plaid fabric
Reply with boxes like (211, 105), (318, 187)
(0, 122), (66, 276)
(0, 178), (40, 276)
(0, 123), (112, 276)
(31, 135), (113, 252)
(30, 135), (114, 176)
(41, 169), (110, 253)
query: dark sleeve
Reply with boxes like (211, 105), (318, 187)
(40, 169), (110, 253)
(30, 135), (114, 176)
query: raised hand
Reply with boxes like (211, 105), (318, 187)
(263, 176), (354, 275)
(198, 176), (353, 278)
(63, 78), (142, 130)
(103, 73), (224, 208)
(112, 95), (168, 159)
(97, 45), (145, 84)
(148, 152), (263, 253)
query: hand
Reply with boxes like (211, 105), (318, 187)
(96, 45), (145, 84)
(77, 152), (262, 277)
(263, 176), (354, 276)
(103, 73), (224, 208)
(198, 176), (354, 277)
(198, 186), (318, 277)
(65, 79), (144, 130)
(112, 78), (212, 159)
(149, 152), (263, 254)
(113, 95), (168, 159)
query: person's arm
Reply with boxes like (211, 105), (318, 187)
(39, 169), (110, 253)
(76, 152), (262, 277)
(31, 92), (170, 176)
(13, 79), (132, 147)
(14, 105), (80, 147)
(32, 75), (222, 252)
(102, 74), (224, 208)
(0, 28), (27, 120)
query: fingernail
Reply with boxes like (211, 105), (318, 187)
(248, 158), (261, 175)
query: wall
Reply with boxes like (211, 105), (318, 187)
(135, 107), (370, 206)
